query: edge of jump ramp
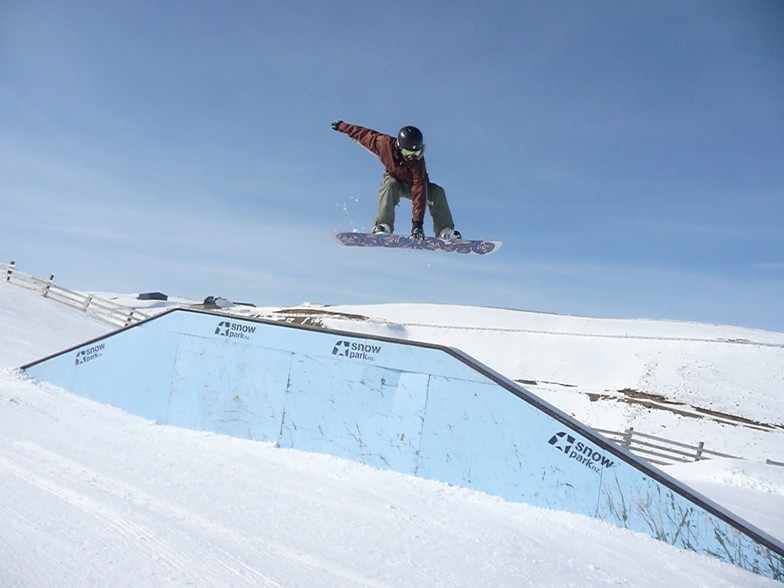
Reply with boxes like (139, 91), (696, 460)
(21, 308), (784, 581)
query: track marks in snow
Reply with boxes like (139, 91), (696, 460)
(0, 439), (380, 587)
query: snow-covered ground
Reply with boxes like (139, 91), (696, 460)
(1, 282), (783, 586)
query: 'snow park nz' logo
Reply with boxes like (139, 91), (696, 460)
(548, 431), (615, 474)
(332, 340), (382, 361)
(75, 343), (105, 366)
(214, 320), (256, 341)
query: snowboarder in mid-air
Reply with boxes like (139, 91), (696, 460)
(331, 121), (461, 240)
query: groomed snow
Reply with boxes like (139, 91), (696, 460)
(1, 283), (783, 586)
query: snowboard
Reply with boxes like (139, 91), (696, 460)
(332, 231), (502, 256)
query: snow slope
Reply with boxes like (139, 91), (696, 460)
(1, 283), (783, 586)
(0, 284), (111, 367)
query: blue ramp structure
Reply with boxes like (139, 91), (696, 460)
(22, 308), (784, 581)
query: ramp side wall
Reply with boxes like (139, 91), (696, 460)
(22, 309), (784, 581)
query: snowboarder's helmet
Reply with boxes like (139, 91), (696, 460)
(397, 126), (424, 151)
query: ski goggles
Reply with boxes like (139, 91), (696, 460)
(400, 146), (423, 158)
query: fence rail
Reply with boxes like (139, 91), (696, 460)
(2, 261), (151, 328)
(595, 426), (744, 466)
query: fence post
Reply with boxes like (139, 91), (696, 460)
(42, 274), (54, 298)
(5, 261), (14, 282)
(82, 295), (93, 313)
(622, 427), (634, 449)
(694, 441), (705, 461)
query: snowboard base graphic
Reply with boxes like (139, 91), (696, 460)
(333, 231), (502, 256)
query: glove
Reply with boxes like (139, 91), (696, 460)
(331, 120), (342, 131)
(411, 221), (424, 240)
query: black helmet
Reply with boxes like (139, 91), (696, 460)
(397, 126), (424, 151)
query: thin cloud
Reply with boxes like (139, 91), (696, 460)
(752, 263), (784, 271)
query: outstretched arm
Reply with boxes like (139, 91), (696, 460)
(331, 121), (388, 158)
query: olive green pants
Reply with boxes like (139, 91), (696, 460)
(374, 173), (455, 236)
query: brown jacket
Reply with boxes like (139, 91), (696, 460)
(335, 122), (429, 225)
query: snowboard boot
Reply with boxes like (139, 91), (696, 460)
(438, 227), (462, 240)
(372, 223), (392, 235)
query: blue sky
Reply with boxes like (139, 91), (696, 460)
(2, 1), (783, 331)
